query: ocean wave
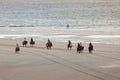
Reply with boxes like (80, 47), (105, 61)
(8, 25), (35, 27)
(86, 35), (120, 38)
(0, 25), (35, 27)
(0, 34), (39, 39)
(40, 35), (77, 38)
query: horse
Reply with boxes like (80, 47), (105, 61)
(15, 47), (20, 53)
(77, 44), (84, 53)
(15, 43), (20, 53)
(30, 41), (35, 47)
(88, 46), (93, 53)
(67, 44), (72, 50)
(22, 41), (28, 47)
(46, 42), (53, 49)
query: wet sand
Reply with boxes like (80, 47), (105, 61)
(0, 39), (120, 80)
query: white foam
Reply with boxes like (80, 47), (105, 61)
(86, 35), (120, 38)
(0, 34), (39, 39)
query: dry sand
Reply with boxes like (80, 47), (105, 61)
(0, 38), (120, 80)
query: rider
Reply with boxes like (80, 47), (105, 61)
(46, 39), (52, 49)
(68, 40), (72, 45)
(88, 42), (93, 53)
(31, 38), (33, 42)
(68, 40), (72, 49)
(24, 37), (26, 41)
(30, 37), (35, 46)
(89, 42), (93, 47)
(80, 42), (84, 50)
(15, 43), (20, 53)
(48, 39), (50, 43)
(80, 42), (83, 47)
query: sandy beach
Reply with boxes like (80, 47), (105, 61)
(0, 38), (120, 80)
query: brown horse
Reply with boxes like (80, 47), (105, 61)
(22, 41), (28, 47)
(88, 46), (93, 53)
(67, 44), (72, 50)
(15, 47), (20, 53)
(15, 43), (20, 53)
(77, 43), (84, 53)
(30, 38), (35, 46)
(46, 42), (53, 49)
(30, 41), (35, 46)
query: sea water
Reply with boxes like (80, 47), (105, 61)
(0, 2), (120, 44)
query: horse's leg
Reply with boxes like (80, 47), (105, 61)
(67, 46), (69, 50)
(78, 49), (80, 53)
(48, 46), (50, 49)
(81, 50), (83, 53)
(77, 48), (78, 53)
(89, 50), (91, 53)
(90, 49), (93, 53)
(22, 43), (24, 47)
(47, 46), (48, 49)
(79, 50), (81, 53)
(81, 49), (83, 53)
(89, 48), (91, 53)
(70, 46), (72, 50)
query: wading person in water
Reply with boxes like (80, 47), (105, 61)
(67, 24), (69, 28)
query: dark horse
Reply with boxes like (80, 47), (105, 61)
(30, 38), (35, 46)
(15, 43), (20, 53)
(46, 42), (53, 49)
(22, 41), (28, 47)
(88, 46), (93, 53)
(30, 41), (35, 46)
(15, 47), (20, 53)
(77, 43), (84, 53)
(67, 44), (72, 50)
